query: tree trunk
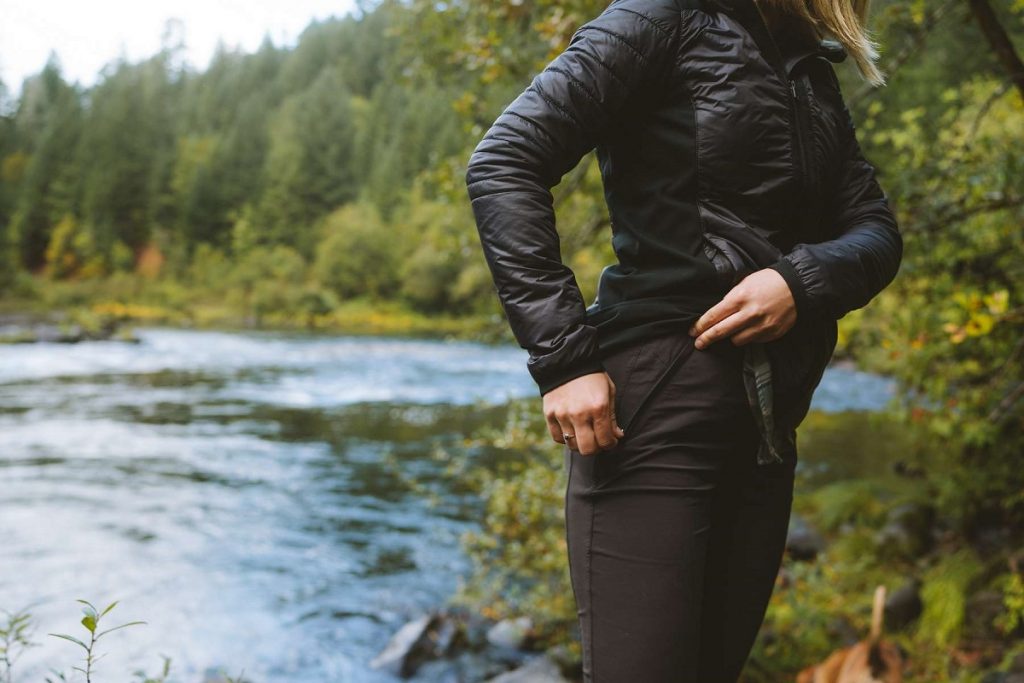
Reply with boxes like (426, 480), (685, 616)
(967, 0), (1024, 101)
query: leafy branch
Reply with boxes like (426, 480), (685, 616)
(0, 608), (38, 683)
(47, 599), (147, 683)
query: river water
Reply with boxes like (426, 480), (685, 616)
(0, 328), (895, 682)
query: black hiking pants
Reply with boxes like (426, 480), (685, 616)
(563, 330), (797, 682)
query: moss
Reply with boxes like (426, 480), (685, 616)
(916, 548), (984, 649)
(800, 479), (892, 534)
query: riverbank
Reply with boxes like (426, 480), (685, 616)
(7, 278), (1020, 681)
(2, 323), (1020, 682)
(0, 328), (540, 681)
(0, 270), (873, 366)
(0, 292), (507, 345)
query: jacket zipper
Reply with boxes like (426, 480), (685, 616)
(747, 0), (815, 235)
(788, 75), (812, 236)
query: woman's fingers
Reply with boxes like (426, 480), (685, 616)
(571, 415), (599, 455)
(592, 374), (624, 449)
(689, 295), (742, 340)
(590, 410), (619, 451)
(689, 268), (799, 348)
(546, 412), (568, 444)
(542, 372), (622, 456)
(693, 309), (754, 349)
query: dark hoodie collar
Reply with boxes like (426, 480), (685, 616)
(782, 37), (848, 76)
(707, 0), (848, 79)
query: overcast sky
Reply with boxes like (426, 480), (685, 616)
(0, 0), (359, 95)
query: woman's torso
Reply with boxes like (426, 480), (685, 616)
(586, 0), (853, 356)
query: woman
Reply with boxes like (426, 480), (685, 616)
(465, 0), (903, 680)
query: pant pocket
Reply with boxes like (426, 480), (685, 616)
(600, 336), (653, 428)
(613, 332), (699, 436)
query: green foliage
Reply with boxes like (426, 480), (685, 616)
(0, 3), (469, 285)
(395, 189), (486, 314)
(451, 399), (578, 646)
(5, 60), (83, 271)
(43, 213), (100, 279)
(314, 201), (402, 300)
(0, 600), (252, 683)
(0, 607), (36, 683)
(995, 569), (1024, 636)
(354, 84), (466, 217)
(76, 56), (180, 257)
(915, 550), (984, 654)
(753, 546), (901, 680)
(851, 78), (1024, 530)
(131, 655), (173, 683)
(228, 244), (307, 327)
(48, 599), (147, 683)
(801, 479), (891, 534)
(392, 0), (607, 94)
(170, 134), (227, 246)
(254, 67), (359, 252)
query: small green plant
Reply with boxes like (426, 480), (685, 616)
(995, 559), (1024, 637)
(218, 668), (251, 683)
(0, 607), (38, 683)
(1, 599), (252, 683)
(47, 599), (146, 683)
(131, 654), (172, 683)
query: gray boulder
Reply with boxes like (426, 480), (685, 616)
(486, 616), (534, 650)
(371, 613), (440, 677)
(484, 655), (569, 683)
(786, 514), (826, 561)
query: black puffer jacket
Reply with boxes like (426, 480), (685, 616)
(464, 0), (903, 405)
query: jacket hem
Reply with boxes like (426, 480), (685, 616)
(534, 358), (607, 397)
(768, 255), (814, 320)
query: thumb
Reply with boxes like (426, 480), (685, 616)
(611, 410), (625, 437)
(606, 375), (625, 437)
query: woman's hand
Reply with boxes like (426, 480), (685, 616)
(688, 268), (797, 348)
(543, 372), (625, 456)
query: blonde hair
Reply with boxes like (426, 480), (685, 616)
(757, 0), (886, 86)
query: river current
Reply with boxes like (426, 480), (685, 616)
(0, 328), (894, 681)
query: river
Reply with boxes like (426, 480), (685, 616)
(0, 328), (896, 682)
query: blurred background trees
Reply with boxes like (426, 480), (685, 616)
(0, 1), (1022, 677)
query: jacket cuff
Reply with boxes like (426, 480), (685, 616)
(768, 255), (813, 320)
(532, 358), (606, 397)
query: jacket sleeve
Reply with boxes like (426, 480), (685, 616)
(768, 70), (904, 321)
(465, 0), (683, 397)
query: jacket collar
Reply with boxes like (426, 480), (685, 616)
(707, 0), (848, 79)
(783, 38), (848, 76)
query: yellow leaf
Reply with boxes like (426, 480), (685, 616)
(984, 290), (1009, 315)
